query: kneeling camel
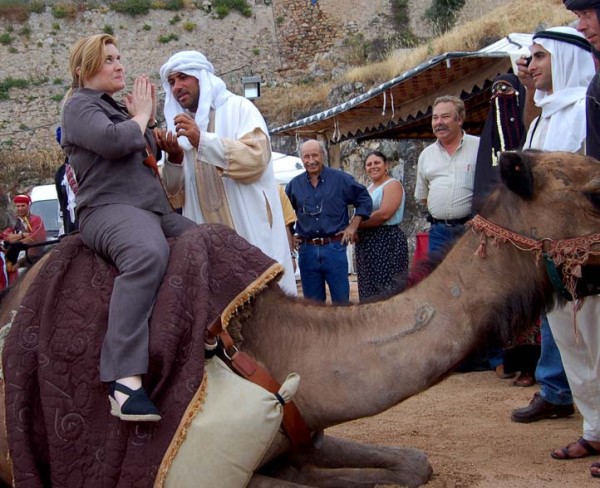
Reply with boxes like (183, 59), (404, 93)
(1, 150), (600, 487)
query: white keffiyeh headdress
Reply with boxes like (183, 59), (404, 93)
(159, 51), (233, 151)
(532, 26), (595, 152)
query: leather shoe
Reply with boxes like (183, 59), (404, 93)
(511, 392), (574, 423)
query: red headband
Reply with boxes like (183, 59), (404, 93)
(13, 194), (31, 205)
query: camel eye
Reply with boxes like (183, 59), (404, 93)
(585, 191), (600, 212)
(582, 177), (600, 212)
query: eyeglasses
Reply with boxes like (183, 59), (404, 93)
(302, 198), (323, 216)
(492, 82), (517, 96)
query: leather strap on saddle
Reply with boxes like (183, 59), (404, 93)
(207, 317), (312, 447)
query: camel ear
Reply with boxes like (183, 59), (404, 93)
(500, 151), (534, 199)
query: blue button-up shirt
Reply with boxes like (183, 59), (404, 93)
(285, 166), (372, 239)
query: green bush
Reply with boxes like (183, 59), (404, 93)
(214, 4), (228, 18)
(424, 0), (466, 35)
(51, 2), (78, 19)
(213, 0), (251, 19)
(390, 0), (409, 29)
(29, 0), (44, 14)
(169, 14), (181, 24)
(109, 0), (151, 16)
(18, 24), (31, 36)
(182, 21), (196, 32)
(158, 32), (179, 43)
(163, 0), (184, 11)
(0, 32), (13, 45)
(0, 76), (29, 100)
(103, 24), (114, 35)
(142, 24), (151, 30)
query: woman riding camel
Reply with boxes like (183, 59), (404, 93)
(60, 34), (195, 421)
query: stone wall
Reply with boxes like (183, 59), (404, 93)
(0, 0), (394, 156)
(0, 0), (503, 159)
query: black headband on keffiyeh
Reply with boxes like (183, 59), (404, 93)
(563, 0), (600, 10)
(533, 29), (592, 52)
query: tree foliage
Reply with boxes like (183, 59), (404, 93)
(424, 0), (466, 35)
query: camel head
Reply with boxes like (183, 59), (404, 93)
(474, 150), (600, 300)
(479, 150), (600, 257)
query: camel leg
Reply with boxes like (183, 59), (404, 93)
(256, 434), (432, 488)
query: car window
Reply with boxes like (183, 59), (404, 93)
(30, 199), (60, 238)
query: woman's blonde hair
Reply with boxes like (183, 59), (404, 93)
(64, 34), (117, 100)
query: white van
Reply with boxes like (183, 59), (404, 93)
(29, 184), (61, 239)
(272, 152), (305, 185)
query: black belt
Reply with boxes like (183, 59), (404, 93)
(298, 235), (343, 246)
(427, 214), (471, 226)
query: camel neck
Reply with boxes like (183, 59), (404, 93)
(240, 227), (547, 431)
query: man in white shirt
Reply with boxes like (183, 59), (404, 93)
(414, 95), (479, 255)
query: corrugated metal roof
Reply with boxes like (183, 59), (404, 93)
(271, 34), (534, 143)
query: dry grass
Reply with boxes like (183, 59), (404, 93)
(0, 148), (63, 194)
(257, 83), (331, 128)
(260, 0), (575, 124)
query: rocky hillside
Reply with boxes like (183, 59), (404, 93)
(0, 0), (510, 156)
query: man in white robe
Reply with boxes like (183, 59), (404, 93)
(157, 51), (296, 295)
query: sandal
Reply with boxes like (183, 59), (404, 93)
(108, 381), (161, 422)
(551, 437), (600, 460)
(591, 462), (600, 478)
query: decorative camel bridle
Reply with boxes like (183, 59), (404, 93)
(469, 214), (600, 301)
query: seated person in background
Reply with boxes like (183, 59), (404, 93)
(1, 194), (46, 285)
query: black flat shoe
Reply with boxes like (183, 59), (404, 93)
(108, 381), (161, 422)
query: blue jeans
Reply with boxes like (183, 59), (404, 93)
(298, 241), (349, 303)
(536, 316), (573, 405)
(428, 223), (466, 255)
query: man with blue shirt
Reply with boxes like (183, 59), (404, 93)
(286, 139), (372, 303)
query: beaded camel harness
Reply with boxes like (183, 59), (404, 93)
(469, 214), (600, 301)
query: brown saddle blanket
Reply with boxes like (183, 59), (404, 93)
(3, 223), (282, 487)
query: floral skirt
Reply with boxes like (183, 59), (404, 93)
(355, 225), (408, 302)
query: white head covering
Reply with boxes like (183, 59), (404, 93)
(159, 51), (233, 151)
(531, 26), (595, 151)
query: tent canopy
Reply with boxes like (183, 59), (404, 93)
(271, 34), (533, 143)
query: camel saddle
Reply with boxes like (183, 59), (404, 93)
(2, 224), (284, 487)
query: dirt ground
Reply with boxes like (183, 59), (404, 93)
(310, 278), (597, 487)
(329, 371), (595, 487)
